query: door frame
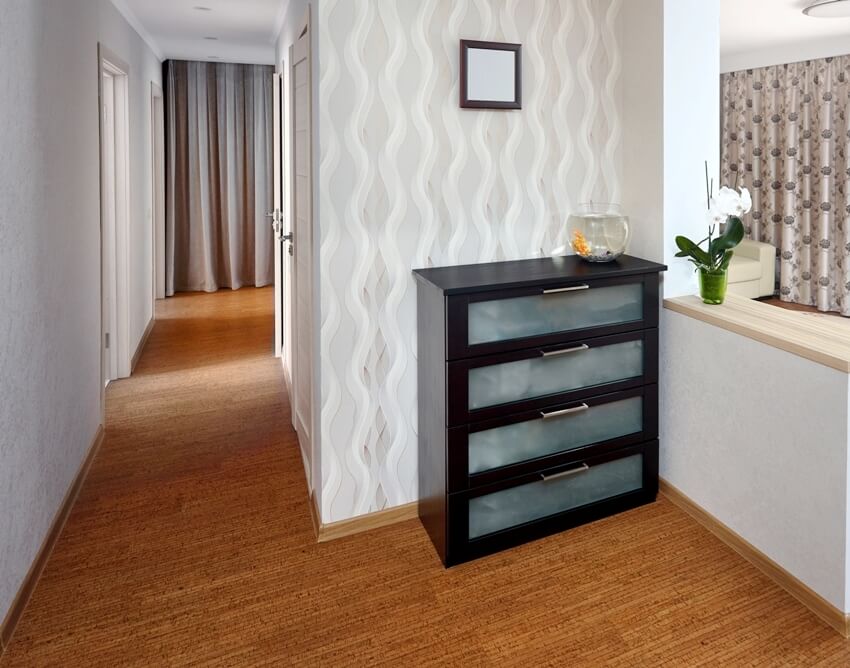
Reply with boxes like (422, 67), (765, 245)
(151, 82), (166, 303)
(98, 44), (132, 409)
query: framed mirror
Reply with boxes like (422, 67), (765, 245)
(460, 40), (522, 110)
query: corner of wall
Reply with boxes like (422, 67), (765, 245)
(103, 0), (164, 62)
(619, 0), (664, 265)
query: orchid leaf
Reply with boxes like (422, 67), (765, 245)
(675, 236), (711, 266)
(709, 216), (745, 259)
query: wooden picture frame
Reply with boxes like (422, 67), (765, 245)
(459, 40), (522, 110)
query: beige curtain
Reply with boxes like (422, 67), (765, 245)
(165, 60), (274, 295)
(721, 56), (850, 315)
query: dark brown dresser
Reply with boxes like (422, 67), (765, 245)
(413, 255), (667, 567)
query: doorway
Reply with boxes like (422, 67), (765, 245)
(99, 46), (132, 394)
(151, 83), (165, 303)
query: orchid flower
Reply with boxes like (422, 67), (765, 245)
(710, 186), (752, 219)
(676, 165), (747, 274)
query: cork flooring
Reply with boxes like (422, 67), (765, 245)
(2, 287), (849, 666)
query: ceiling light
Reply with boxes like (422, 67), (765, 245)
(204, 36), (218, 41)
(193, 5), (212, 11)
(803, 0), (850, 18)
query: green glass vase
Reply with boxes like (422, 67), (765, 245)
(699, 268), (728, 305)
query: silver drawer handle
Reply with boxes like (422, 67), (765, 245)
(542, 284), (590, 294)
(540, 403), (589, 420)
(541, 463), (590, 482)
(541, 344), (589, 357)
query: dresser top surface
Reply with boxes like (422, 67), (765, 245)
(413, 255), (667, 295)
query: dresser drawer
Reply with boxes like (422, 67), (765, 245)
(445, 441), (658, 566)
(445, 275), (658, 360)
(447, 329), (657, 426)
(447, 386), (657, 492)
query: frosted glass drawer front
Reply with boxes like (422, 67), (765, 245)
(468, 283), (643, 346)
(468, 340), (643, 411)
(468, 454), (643, 539)
(468, 396), (643, 475)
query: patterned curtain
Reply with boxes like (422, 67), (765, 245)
(721, 56), (850, 315)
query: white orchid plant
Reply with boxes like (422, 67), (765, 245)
(675, 163), (753, 273)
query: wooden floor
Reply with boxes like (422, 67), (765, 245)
(762, 296), (847, 319)
(3, 288), (850, 666)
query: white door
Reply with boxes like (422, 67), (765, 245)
(99, 47), (132, 391)
(102, 72), (119, 385)
(272, 69), (285, 358)
(289, 15), (314, 481)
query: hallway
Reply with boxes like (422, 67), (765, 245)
(1, 288), (315, 664)
(3, 289), (850, 666)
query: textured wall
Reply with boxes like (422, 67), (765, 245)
(0, 0), (161, 625)
(318, 0), (624, 522)
(0, 0), (101, 624)
(662, 310), (850, 611)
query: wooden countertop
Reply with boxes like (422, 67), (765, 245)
(664, 294), (850, 373)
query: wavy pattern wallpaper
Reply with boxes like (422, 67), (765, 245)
(318, 0), (624, 522)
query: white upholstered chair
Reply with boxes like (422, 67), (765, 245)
(726, 239), (776, 299)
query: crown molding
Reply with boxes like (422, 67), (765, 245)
(108, 0), (165, 62)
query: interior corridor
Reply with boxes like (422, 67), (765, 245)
(3, 289), (850, 666)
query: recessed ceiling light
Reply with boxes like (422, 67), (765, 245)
(193, 5), (212, 11)
(204, 36), (218, 41)
(803, 0), (850, 18)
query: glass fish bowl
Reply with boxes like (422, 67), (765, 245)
(566, 203), (631, 263)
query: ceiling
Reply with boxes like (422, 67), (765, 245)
(115, 0), (850, 69)
(112, 0), (284, 64)
(722, 0), (850, 69)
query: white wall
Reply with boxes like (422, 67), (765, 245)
(317, 0), (625, 523)
(621, 0), (720, 296)
(664, 0), (850, 613)
(662, 0), (720, 298)
(662, 310), (850, 610)
(0, 0), (101, 627)
(275, 0), (312, 65)
(620, 0), (664, 265)
(99, 0), (164, 354)
(0, 0), (161, 627)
